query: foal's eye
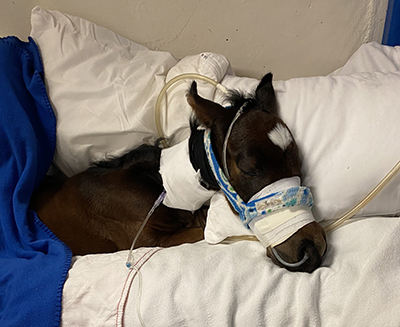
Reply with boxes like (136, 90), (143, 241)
(237, 154), (262, 178)
(240, 168), (262, 178)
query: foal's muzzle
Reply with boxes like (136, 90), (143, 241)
(267, 221), (327, 273)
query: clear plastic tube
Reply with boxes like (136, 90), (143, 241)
(272, 247), (309, 268)
(324, 159), (400, 233)
(154, 73), (229, 147)
(126, 190), (166, 269)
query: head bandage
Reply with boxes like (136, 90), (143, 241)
(204, 129), (316, 248)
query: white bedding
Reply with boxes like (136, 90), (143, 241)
(29, 8), (400, 327)
(63, 217), (400, 326)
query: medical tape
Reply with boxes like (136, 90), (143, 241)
(249, 205), (315, 248)
(246, 177), (316, 247)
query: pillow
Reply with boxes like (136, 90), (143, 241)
(272, 72), (400, 221)
(206, 70), (400, 244)
(30, 7), (178, 177)
(30, 7), (231, 177)
(332, 42), (400, 76)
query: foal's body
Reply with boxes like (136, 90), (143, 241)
(31, 145), (204, 255)
(32, 73), (327, 272)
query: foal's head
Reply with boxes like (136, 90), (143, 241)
(187, 73), (326, 273)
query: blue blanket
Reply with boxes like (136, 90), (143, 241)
(0, 37), (72, 327)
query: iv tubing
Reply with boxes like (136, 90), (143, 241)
(324, 159), (400, 233)
(154, 73), (229, 146)
(126, 190), (166, 268)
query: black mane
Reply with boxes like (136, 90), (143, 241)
(90, 144), (161, 170)
(224, 89), (255, 110)
(88, 142), (163, 186)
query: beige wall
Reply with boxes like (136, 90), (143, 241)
(0, 0), (388, 80)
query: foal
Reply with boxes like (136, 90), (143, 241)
(31, 73), (326, 272)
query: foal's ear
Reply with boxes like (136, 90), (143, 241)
(255, 73), (277, 114)
(186, 81), (225, 128)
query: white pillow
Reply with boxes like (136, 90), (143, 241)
(276, 72), (400, 221)
(30, 7), (178, 177)
(332, 42), (400, 76)
(31, 7), (231, 177)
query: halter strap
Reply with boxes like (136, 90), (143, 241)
(189, 127), (219, 190)
(222, 103), (247, 180)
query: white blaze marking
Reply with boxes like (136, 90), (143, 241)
(268, 123), (293, 151)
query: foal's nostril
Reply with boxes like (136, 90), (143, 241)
(297, 241), (322, 273)
(270, 241), (322, 273)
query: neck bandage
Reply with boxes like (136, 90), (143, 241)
(160, 138), (216, 211)
(204, 129), (316, 248)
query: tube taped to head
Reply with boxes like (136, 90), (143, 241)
(204, 129), (316, 247)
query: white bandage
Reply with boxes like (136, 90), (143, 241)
(160, 138), (216, 211)
(247, 177), (316, 248)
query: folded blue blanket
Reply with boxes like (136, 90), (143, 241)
(0, 37), (71, 327)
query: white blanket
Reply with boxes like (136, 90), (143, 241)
(62, 217), (400, 326)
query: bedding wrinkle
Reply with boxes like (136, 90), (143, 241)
(293, 273), (323, 326)
(116, 249), (161, 327)
(113, 77), (130, 129)
(61, 12), (135, 64)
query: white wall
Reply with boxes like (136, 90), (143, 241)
(0, 0), (388, 80)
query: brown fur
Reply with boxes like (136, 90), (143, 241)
(31, 162), (205, 255)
